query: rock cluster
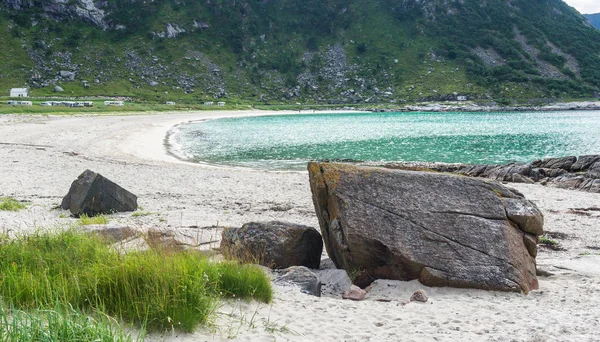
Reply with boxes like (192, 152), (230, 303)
(308, 162), (543, 293)
(383, 155), (600, 193)
(456, 155), (600, 193)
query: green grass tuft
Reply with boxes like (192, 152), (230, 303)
(0, 198), (27, 212)
(539, 235), (559, 246)
(78, 214), (109, 225)
(0, 303), (137, 342)
(131, 211), (154, 217)
(0, 230), (272, 333)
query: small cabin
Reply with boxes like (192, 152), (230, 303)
(217, 102), (226, 107)
(456, 96), (468, 101)
(204, 101), (214, 106)
(10, 88), (29, 98)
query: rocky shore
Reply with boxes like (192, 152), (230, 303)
(380, 155), (600, 193)
(364, 100), (600, 113)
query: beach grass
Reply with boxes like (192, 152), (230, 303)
(0, 303), (138, 342)
(0, 197), (27, 212)
(78, 213), (109, 225)
(0, 229), (272, 334)
(539, 235), (559, 246)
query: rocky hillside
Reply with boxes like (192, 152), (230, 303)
(1, 0), (600, 104)
(585, 13), (600, 30)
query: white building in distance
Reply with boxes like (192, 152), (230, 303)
(10, 88), (29, 98)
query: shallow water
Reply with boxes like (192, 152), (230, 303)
(170, 111), (600, 170)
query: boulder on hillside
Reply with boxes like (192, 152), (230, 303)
(54, 85), (64, 92)
(308, 162), (543, 293)
(61, 169), (138, 217)
(220, 221), (323, 269)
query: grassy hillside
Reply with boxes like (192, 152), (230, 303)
(1, 0), (600, 104)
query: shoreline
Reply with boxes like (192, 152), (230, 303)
(1, 110), (600, 341)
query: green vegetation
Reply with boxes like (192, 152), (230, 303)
(78, 213), (109, 225)
(0, 197), (27, 212)
(0, 304), (138, 342)
(1, 0), (599, 104)
(0, 230), (272, 334)
(131, 211), (155, 217)
(539, 235), (559, 246)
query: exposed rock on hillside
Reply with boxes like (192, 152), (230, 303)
(308, 162), (542, 293)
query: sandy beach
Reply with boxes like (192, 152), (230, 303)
(1, 111), (600, 342)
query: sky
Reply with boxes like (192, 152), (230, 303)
(563, 0), (600, 14)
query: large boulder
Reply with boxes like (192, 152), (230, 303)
(220, 221), (323, 269)
(61, 169), (138, 216)
(308, 162), (543, 293)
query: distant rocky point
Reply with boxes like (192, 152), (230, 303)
(379, 155), (600, 193)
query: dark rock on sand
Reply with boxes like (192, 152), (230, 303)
(61, 169), (138, 216)
(274, 266), (321, 297)
(220, 221), (323, 269)
(308, 162), (542, 293)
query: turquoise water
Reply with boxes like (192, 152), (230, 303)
(170, 111), (600, 170)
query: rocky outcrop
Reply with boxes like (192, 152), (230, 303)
(220, 221), (323, 269)
(308, 162), (543, 293)
(531, 156), (576, 171)
(4, 0), (108, 28)
(383, 155), (600, 193)
(61, 169), (138, 216)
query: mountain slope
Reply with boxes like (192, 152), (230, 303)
(585, 13), (600, 30)
(1, 0), (600, 104)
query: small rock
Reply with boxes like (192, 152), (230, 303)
(54, 85), (64, 92)
(315, 269), (352, 297)
(410, 290), (429, 303)
(342, 285), (367, 301)
(274, 266), (321, 297)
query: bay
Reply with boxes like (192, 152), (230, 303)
(170, 111), (600, 170)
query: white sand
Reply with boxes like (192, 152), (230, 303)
(1, 111), (600, 342)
